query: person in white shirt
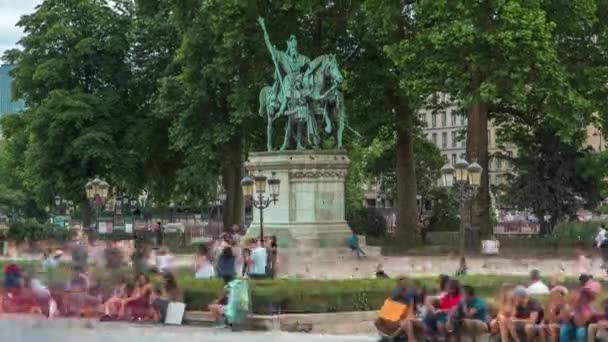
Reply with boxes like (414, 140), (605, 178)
(156, 245), (173, 273)
(596, 225), (608, 270)
(596, 225), (606, 248)
(249, 239), (268, 279)
(527, 269), (550, 295)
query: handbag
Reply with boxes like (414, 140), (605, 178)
(379, 298), (409, 323)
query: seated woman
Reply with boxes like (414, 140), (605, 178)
(118, 273), (154, 321)
(101, 276), (129, 320)
(560, 281), (600, 342)
(423, 279), (462, 340)
(151, 272), (184, 323)
(209, 286), (230, 327)
(539, 286), (568, 342)
(489, 284), (515, 335)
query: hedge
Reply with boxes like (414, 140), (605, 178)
(178, 275), (585, 314)
(0, 261), (589, 315)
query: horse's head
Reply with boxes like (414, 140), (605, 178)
(325, 54), (343, 85)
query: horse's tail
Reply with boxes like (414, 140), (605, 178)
(337, 92), (361, 138)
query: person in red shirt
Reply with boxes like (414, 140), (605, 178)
(423, 279), (461, 339)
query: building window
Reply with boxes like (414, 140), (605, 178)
(461, 115), (466, 126)
(431, 114), (437, 128)
(432, 133), (437, 145)
(507, 150), (513, 169)
(451, 131), (457, 147)
(442, 132), (447, 148)
(496, 157), (503, 170)
(451, 113), (457, 126)
(451, 153), (456, 165)
(441, 112), (447, 127)
(366, 199), (376, 208)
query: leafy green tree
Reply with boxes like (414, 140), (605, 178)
(505, 123), (607, 235)
(388, 1), (565, 238)
(125, 0), (184, 203)
(3, 0), (133, 226)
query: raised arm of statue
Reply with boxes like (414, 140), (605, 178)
(258, 17), (276, 56)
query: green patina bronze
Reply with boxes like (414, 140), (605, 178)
(258, 17), (357, 151)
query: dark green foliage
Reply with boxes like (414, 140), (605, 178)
(346, 207), (387, 238)
(7, 220), (69, 242)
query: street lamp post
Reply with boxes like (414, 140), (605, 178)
(440, 159), (483, 272)
(85, 176), (110, 232)
(240, 172), (280, 244)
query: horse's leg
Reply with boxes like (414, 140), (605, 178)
(335, 98), (345, 149)
(280, 116), (292, 151)
(267, 111), (273, 151)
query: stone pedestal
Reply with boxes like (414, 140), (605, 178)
(244, 150), (352, 248)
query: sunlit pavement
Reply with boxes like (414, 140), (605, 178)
(0, 316), (377, 342)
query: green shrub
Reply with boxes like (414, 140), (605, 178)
(346, 207), (387, 237)
(548, 221), (602, 245)
(7, 220), (70, 242)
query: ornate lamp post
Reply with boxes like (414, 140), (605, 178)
(85, 176), (110, 232)
(241, 172), (280, 243)
(440, 159), (483, 270)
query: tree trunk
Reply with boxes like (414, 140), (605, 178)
(222, 136), (245, 232)
(395, 106), (418, 244)
(465, 101), (491, 238)
(81, 197), (92, 231)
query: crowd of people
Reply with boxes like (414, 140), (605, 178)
(376, 271), (608, 342)
(0, 224), (277, 325)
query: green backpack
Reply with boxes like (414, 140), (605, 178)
(224, 279), (250, 325)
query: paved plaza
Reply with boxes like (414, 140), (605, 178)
(0, 316), (376, 342)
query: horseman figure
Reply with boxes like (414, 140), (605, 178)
(258, 17), (357, 151)
(261, 19), (311, 120)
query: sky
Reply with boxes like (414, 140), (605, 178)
(0, 0), (43, 61)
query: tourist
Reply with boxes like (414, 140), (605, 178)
(70, 232), (89, 270)
(231, 224), (242, 246)
(103, 241), (123, 271)
(499, 285), (543, 342)
(194, 245), (215, 279)
(347, 231), (366, 259)
(101, 276), (128, 320)
(527, 269), (550, 295)
(595, 224), (608, 270)
(490, 284), (515, 335)
(151, 272), (184, 323)
(560, 280), (601, 342)
(241, 248), (252, 277)
(267, 235), (278, 278)
(587, 299), (608, 342)
(453, 285), (490, 340)
(540, 285), (568, 341)
(156, 245), (173, 273)
(250, 239), (268, 279)
(423, 279), (461, 339)
(63, 265), (92, 316)
(209, 286), (229, 327)
(118, 273), (153, 320)
(217, 246), (236, 284)
(42, 248), (60, 270)
(579, 274), (593, 288)
(374, 277), (414, 338)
